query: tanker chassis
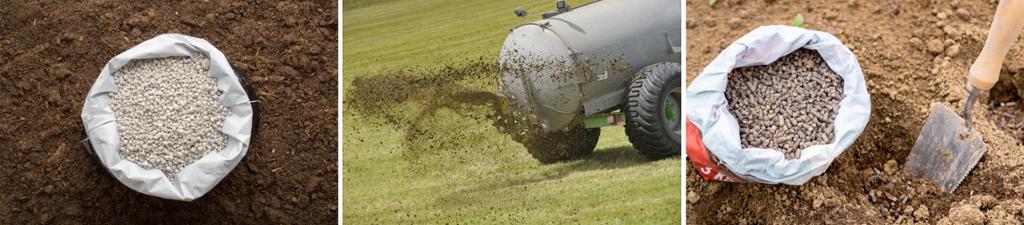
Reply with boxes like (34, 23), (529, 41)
(496, 0), (681, 163)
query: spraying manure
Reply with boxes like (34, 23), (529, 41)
(348, 0), (684, 166)
(346, 59), (518, 171)
(496, 0), (682, 163)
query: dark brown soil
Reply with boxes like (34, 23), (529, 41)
(687, 0), (1024, 224)
(0, 1), (337, 224)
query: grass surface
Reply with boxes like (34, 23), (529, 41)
(342, 0), (681, 224)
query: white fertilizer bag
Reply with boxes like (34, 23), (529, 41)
(686, 25), (871, 185)
(81, 34), (255, 201)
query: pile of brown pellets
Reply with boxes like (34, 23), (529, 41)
(725, 49), (844, 159)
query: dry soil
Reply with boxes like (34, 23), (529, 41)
(687, 0), (1024, 224)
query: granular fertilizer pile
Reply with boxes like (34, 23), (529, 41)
(109, 55), (229, 179)
(0, 1), (336, 223)
(725, 49), (844, 159)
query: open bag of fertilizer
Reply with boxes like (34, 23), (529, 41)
(81, 34), (255, 201)
(686, 25), (871, 185)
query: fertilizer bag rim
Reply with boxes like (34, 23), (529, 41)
(686, 25), (871, 185)
(81, 34), (254, 201)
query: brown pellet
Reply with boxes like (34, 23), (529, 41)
(725, 49), (844, 159)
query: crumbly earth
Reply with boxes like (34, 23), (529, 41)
(726, 49), (843, 159)
(0, 1), (337, 224)
(687, 0), (1024, 224)
(990, 102), (1023, 142)
(111, 56), (228, 179)
(991, 68), (1024, 142)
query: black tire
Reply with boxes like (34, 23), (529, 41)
(624, 63), (682, 160)
(525, 125), (600, 163)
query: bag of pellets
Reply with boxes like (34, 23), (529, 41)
(686, 25), (871, 185)
(81, 34), (257, 201)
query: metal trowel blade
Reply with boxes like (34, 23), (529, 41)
(905, 103), (987, 193)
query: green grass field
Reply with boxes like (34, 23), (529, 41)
(342, 0), (681, 224)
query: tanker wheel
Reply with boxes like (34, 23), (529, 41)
(525, 125), (601, 163)
(624, 62), (682, 160)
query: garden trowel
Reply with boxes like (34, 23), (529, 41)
(905, 0), (1024, 193)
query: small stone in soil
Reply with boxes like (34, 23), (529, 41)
(884, 160), (899, 175)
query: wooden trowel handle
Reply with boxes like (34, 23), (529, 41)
(969, 0), (1024, 90)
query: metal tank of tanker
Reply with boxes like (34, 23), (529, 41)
(497, 0), (681, 163)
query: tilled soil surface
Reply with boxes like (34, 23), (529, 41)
(0, 1), (337, 224)
(687, 0), (1024, 224)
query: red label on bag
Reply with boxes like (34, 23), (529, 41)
(686, 119), (744, 183)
